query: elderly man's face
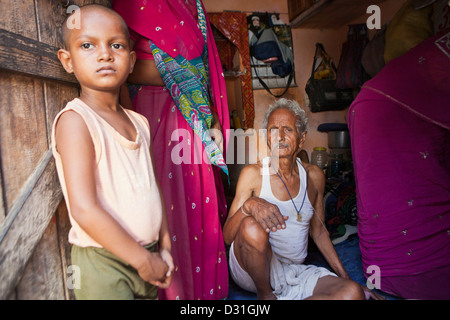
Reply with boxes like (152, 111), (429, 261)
(267, 108), (305, 159)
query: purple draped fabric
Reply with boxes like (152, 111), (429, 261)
(348, 30), (450, 299)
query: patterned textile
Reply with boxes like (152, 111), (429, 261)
(324, 182), (358, 238)
(150, 44), (227, 175)
(209, 12), (255, 128)
(149, 1), (227, 175)
(214, 38), (237, 72)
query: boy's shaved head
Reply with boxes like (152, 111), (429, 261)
(61, 4), (129, 49)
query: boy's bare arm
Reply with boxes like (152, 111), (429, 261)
(55, 110), (168, 284)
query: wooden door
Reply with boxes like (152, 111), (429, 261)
(0, 0), (110, 300)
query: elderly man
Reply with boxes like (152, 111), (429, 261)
(223, 99), (380, 300)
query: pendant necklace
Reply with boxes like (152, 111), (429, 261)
(272, 159), (307, 222)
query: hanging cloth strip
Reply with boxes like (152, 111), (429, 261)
(149, 0), (228, 176)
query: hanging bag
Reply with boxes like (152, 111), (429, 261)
(250, 27), (294, 97)
(305, 43), (354, 113)
(361, 24), (387, 78)
(335, 24), (369, 89)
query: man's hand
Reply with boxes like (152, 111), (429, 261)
(243, 197), (288, 233)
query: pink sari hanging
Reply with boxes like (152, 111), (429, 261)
(113, 0), (229, 300)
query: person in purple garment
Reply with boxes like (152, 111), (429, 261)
(348, 29), (450, 299)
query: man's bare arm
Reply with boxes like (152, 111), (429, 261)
(307, 165), (349, 278)
(223, 165), (288, 245)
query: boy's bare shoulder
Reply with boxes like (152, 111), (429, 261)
(56, 109), (86, 133)
(54, 109), (92, 149)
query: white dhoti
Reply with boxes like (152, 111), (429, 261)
(229, 157), (337, 299)
(229, 241), (336, 300)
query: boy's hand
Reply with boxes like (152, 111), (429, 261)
(134, 251), (169, 285)
(154, 249), (174, 289)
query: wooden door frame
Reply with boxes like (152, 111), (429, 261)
(0, 28), (77, 299)
(0, 0), (108, 299)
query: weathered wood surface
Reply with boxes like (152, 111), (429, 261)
(0, 150), (63, 299)
(0, 28), (78, 84)
(289, 0), (388, 28)
(15, 215), (65, 300)
(55, 201), (76, 300)
(0, 71), (49, 213)
(0, 0), (110, 300)
(0, 167), (4, 224)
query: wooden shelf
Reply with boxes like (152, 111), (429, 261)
(289, 0), (387, 29)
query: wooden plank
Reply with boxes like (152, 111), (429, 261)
(55, 201), (76, 300)
(0, 28), (78, 84)
(35, 0), (66, 47)
(0, 0), (38, 40)
(290, 0), (333, 27)
(15, 216), (65, 300)
(80, 0), (113, 7)
(0, 167), (5, 224)
(290, 0), (388, 28)
(0, 71), (48, 213)
(0, 150), (63, 300)
(0, 0), (109, 301)
(288, 0), (316, 21)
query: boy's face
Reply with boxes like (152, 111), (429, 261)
(58, 8), (135, 93)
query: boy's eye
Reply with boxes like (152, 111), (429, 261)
(112, 43), (124, 49)
(81, 43), (93, 49)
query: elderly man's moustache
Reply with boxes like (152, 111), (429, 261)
(273, 142), (289, 149)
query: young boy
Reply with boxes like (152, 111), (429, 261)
(53, 4), (173, 299)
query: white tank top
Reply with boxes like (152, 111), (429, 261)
(259, 157), (314, 264)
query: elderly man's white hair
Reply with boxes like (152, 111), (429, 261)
(262, 98), (308, 134)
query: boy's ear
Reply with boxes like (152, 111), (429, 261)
(57, 48), (74, 74)
(129, 50), (136, 74)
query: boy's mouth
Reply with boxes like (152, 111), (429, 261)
(96, 66), (116, 74)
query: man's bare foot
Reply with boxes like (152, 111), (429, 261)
(257, 292), (277, 300)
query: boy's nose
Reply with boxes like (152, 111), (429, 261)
(98, 45), (113, 61)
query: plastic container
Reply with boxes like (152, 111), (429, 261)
(329, 152), (345, 178)
(311, 147), (328, 170)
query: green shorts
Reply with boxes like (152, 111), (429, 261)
(70, 242), (158, 300)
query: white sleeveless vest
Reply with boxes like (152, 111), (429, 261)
(259, 157), (314, 264)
